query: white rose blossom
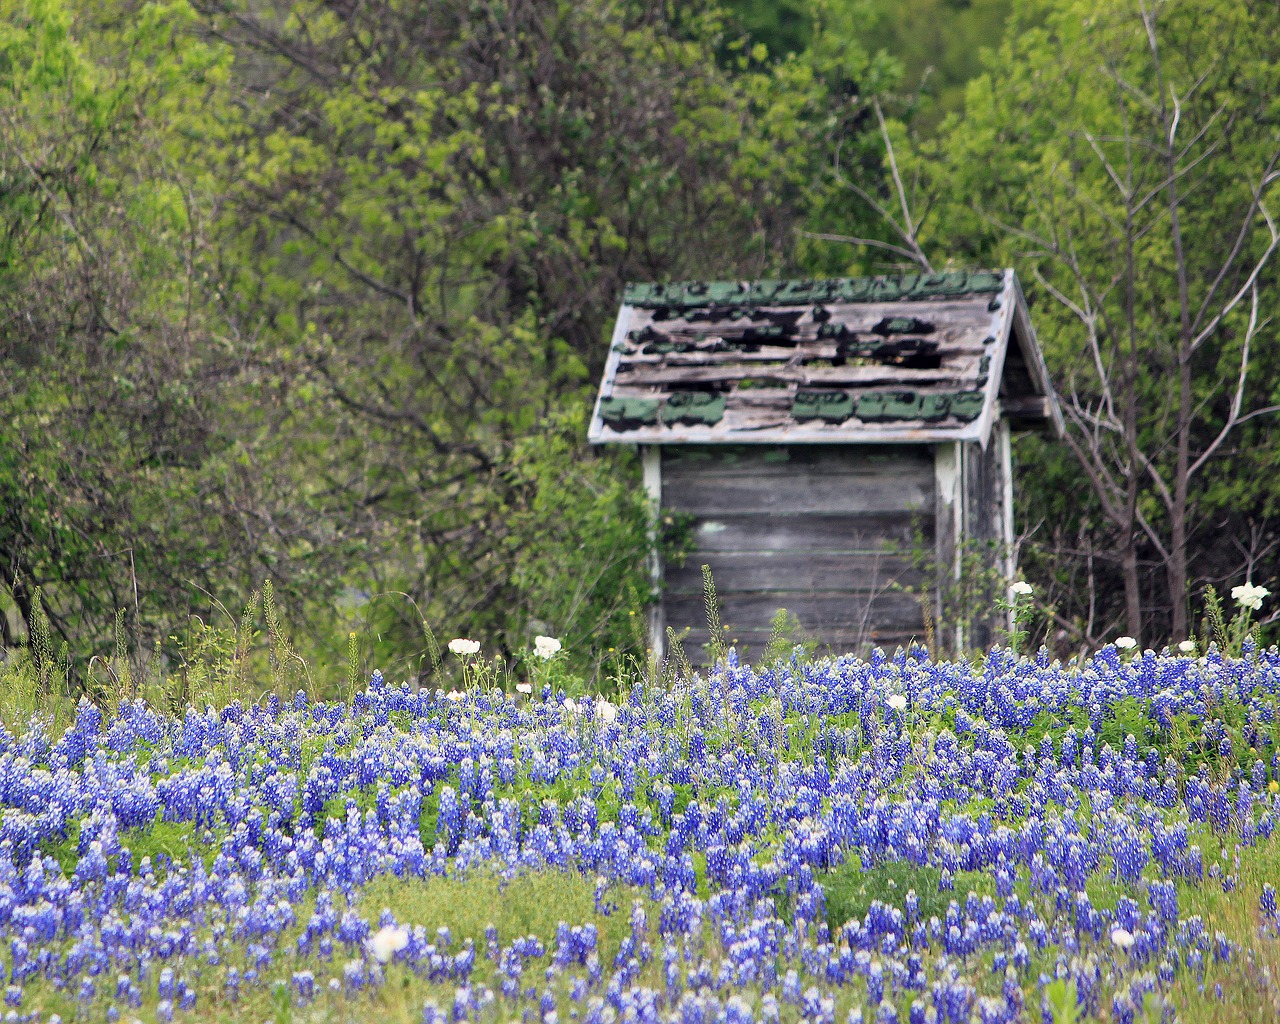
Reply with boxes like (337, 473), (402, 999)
(1011, 581), (1033, 596)
(1115, 636), (1138, 650)
(368, 925), (409, 963)
(448, 638), (481, 656)
(1231, 582), (1270, 611)
(533, 635), (562, 659)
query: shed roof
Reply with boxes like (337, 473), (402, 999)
(588, 268), (1061, 447)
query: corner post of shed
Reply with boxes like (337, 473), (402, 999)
(641, 445), (665, 663)
(997, 417), (1016, 623)
(933, 442), (963, 655)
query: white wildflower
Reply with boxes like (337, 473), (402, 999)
(1178, 640), (1196, 654)
(887, 694), (907, 711)
(515, 682), (533, 695)
(445, 690), (464, 702)
(448, 638), (481, 656)
(1232, 582), (1270, 611)
(1011, 581), (1033, 596)
(368, 925), (410, 963)
(1115, 636), (1138, 650)
(533, 635), (562, 659)
(1110, 927), (1135, 950)
(596, 699), (618, 725)
(563, 698), (578, 714)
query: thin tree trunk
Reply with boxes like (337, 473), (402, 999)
(1122, 103), (1143, 643)
(1170, 357), (1191, 638)
(1148, 6), (1194, 640)
(1121, 538), (1142, 640)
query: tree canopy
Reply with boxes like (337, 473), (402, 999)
(2, 0), (1278, 678)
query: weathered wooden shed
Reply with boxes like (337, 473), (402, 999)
(588, 269), (1061, 658)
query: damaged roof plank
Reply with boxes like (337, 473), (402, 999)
(615, 339), (990, 365)
(614, 363), (985, 389)
(634, 299), (1003, 335)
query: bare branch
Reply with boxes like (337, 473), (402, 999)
(1190, 151), (1280, 336)
(1082, 130), (1131, 199)
(1134, 447), (1174, 514)
(1130, 139), (1221, 216)
(1134, 502), (1171, 564)
(1190, 194), (1280, 354)
(872, 100), (933, 273)
(1166, 82), (1180, 149)
(797, 231), (925, 264)
(1189, 283), (1277, 476)
(833, 101), (934, 273)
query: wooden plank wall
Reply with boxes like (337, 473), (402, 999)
(960, 423), (1013, 651)
(660, 445), (933, 661)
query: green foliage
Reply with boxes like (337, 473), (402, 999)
(12, 0), (1280, 674)
(346, 630), (361, 697)
(0, 0), (348, 670)
(664, 627), (693, 685)
(1197, 584), (1265, 658)
(824, 858), (939, 930)
(762, 608), (792, 665)
(1043, 979), (1080, 1024)
(0, 648), (72, 739)
(903, 536), (1011, 658)
(356, 871), (638, 955)
(919, 0), (1280, 645)
(174, 0), (839, 683)
(701, 564), (726, 665)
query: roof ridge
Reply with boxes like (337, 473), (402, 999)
(623, 269), (1005, 309)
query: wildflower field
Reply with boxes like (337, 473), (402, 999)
(2, 639), (1280, 1024)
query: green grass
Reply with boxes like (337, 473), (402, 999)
(1162, 829), (1280, 1023)
(15, 868), (654, 1023)
(819, 827), (1280, 1020)
(41, 818), (207, 877)
(356, 869), (639, 953)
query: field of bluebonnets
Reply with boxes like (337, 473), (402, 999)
(2, 608), (1280, 1024)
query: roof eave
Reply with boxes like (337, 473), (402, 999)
(586, 303), (634, 445)
(589, 421), (987, 445)
(970, 270), (1019, 450)
(1009, 274), (1066, 437)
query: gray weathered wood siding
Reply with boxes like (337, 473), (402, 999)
(660, 445), (933, 659)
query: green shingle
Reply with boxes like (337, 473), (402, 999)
(598, 397), (660, 429)
(856, 391), (926, 422)
(661, 391), (726, 426)
(850, 389), (990, 423)
(948, 390), (986, 421)
(792, 390), (856, 422)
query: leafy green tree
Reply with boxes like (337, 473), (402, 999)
(0, 0), (224, 644)
(193, 0), (839, 674)
(920, 0), (1280, 644)
(722, 0), (1012, 124)
(0, 0), (345, 657)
